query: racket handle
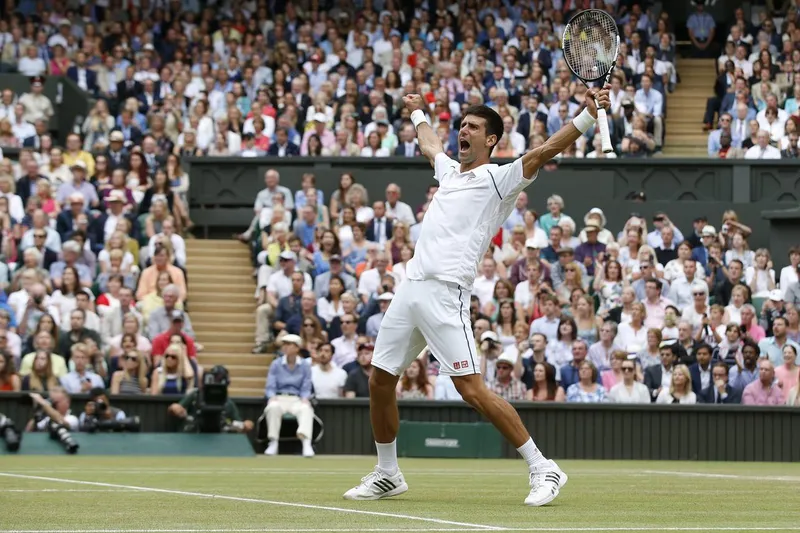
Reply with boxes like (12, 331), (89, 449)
(596, 105), (613, 154)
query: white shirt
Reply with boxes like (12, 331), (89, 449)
(514, 280), (535, 308)
(744, 144), (781, 159)
(310, 364), (347, 399)
(472, 274), (499, 308)
(656, 389), (696, 404)
(385, 201), (416, 226)
(406, 154), (535, 290)
(780, 266), (798, 298)
(357, 268), (388, 298)
(59, 370), (105, 394)
(316, 297), (345, 323)
(18, 57), (46, 76)
(615, 322), (648, 352)
(266, 270), (313, 299)
(331, 334), (357, 367)
(434, 374), (465, 400)
(148, 233), (187, 266)
(607, 381), (650, 403)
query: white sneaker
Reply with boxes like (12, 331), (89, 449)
(264, 441), (278, 456)
(343, 466), (408, 500)
(524, 460), (568, 507)
(302, 439), (315, 458)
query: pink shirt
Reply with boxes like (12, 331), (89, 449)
(743, 324), (766, 342)
(644, 296), (674, 329)
(742, 380), (786, 406)
(775, 365), (799, 393)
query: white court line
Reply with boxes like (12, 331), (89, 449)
(643, 470), (800, 483)
(0, 489), (139, 493)
(0, 473), (503, 532)
(0, 526), (800, 533)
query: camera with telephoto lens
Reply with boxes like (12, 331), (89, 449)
(81, 399), (141, 433)
(48, 421), (79, 454)
(183, 365), (232, 433)
(0, 414), (21, 452)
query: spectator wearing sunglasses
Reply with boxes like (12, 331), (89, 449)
(607, 358), (650, 404)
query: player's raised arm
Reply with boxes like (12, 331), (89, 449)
(520, 87), (611, 178)
(403, 94), (443, 166)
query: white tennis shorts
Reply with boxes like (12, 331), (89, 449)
(372, 279), (480, 377)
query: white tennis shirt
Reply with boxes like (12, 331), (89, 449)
(406, 153), (537, 290)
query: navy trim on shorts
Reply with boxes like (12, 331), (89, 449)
(457, 285), (478, 374)
(486, 170), (502, 200)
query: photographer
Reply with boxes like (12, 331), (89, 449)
(24, 388), (79, 432)
(478, 331), (505, 383)
(79, 388), (128, 430)
(167, 365), (253, 434)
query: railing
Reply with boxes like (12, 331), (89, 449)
(2, 393), (798, 462)
(186, 157), (800, 256)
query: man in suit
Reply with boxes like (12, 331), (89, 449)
(366, 201), (392, 245)
(56, 193), (88, 242)
(689, 344), (716, 395)
(100, 287), (142, 341)
(393, 124), (421, 157)
(454, 74), (478, 105)
(529, 35), (552, 72)
(26, 230), (59, 270)
(22, 119), (47, 149)
(698, 363), (742, 404)
(266, 126), (300, 157)
(116, 66), (143, 101)
(137, 79), (161, 114)
(644, 342), (678, 402)
(691, 225), (715, 268)
(517, 94), (548, 146)
(66, 51), (98, 95)
(104, 131), (130, 170)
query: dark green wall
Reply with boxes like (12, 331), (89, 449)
(187, 158), (800, 265)
(0, 75), (90, 144)
(2, 393), (798, 462)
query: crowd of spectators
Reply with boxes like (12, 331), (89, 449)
(0, 0), (677, 161)
(705, 4), (800, 159)
(250, 168), (800, 408)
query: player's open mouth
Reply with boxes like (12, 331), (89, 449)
(459, 140), (470, 151)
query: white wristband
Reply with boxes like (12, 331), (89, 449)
(410, 109), (429, 130)
(572, 108), (596, 134)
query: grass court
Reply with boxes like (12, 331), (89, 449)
(1, 456), (799, 533)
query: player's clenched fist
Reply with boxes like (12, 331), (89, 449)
(584, 85), (612, 118)
(402, 94), (426, 112)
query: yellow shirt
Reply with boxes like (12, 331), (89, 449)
(63, 150), (96, 177)
(19, 352), (68, 378)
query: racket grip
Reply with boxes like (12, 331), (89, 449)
(596, 106), (613, 153)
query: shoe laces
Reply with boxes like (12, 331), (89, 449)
(360, 467), (383, 486)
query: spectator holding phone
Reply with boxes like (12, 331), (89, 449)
(59, 343), (105, 394)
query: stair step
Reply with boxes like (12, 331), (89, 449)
(201, 341), (255, 352)
(188, 274), (255, 285)
(186, 264), (254, 274)
(217, 364), (270, 378)
(187, 302), (256, 313)
(194, 321), (256, 333)
(232, 376), (275, 387)
(191, 311), (256, 322)
(196, 330), (255, 343)
(199, 352), (276, 366)
(186, 240), (247, 250)
(187, 255), (253, 265)
(190, 291), (254, 304)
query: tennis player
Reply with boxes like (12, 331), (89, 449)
(343, 87), (611, 506)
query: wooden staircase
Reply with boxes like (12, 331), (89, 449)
(663, 58), (718, 157)
(186, 239), (272, 397)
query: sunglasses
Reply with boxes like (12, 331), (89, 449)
(164, 354), (178, 360)
(496, 364), (513, 370)
(693, 292), (705, 296)
(622, 367), (635, 372)
(565, 268), (575, 272)
(341, 320), (355, 324)
(122, 355), (138, 361)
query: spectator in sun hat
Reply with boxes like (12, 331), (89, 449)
(577, 208), (614, 245)
(300, 112), (334, 156)
(365, 292), (393, 340)
(574, 223), (606, 277)
(691, 225), (716, 268)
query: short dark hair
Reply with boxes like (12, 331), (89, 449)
(645, 278), (662, 291)
(462, 105), (504, 154)
(696, 343), (713, 355)
(742, 338), (760, 355)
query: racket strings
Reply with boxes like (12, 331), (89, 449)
(563, 11), (618, 80)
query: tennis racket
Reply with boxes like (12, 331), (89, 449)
(561, 9), (620, 153)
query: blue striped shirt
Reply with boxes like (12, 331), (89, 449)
(265, 355), (312, 399)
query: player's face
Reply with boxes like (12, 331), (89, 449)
(458, 115), (495, 164)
